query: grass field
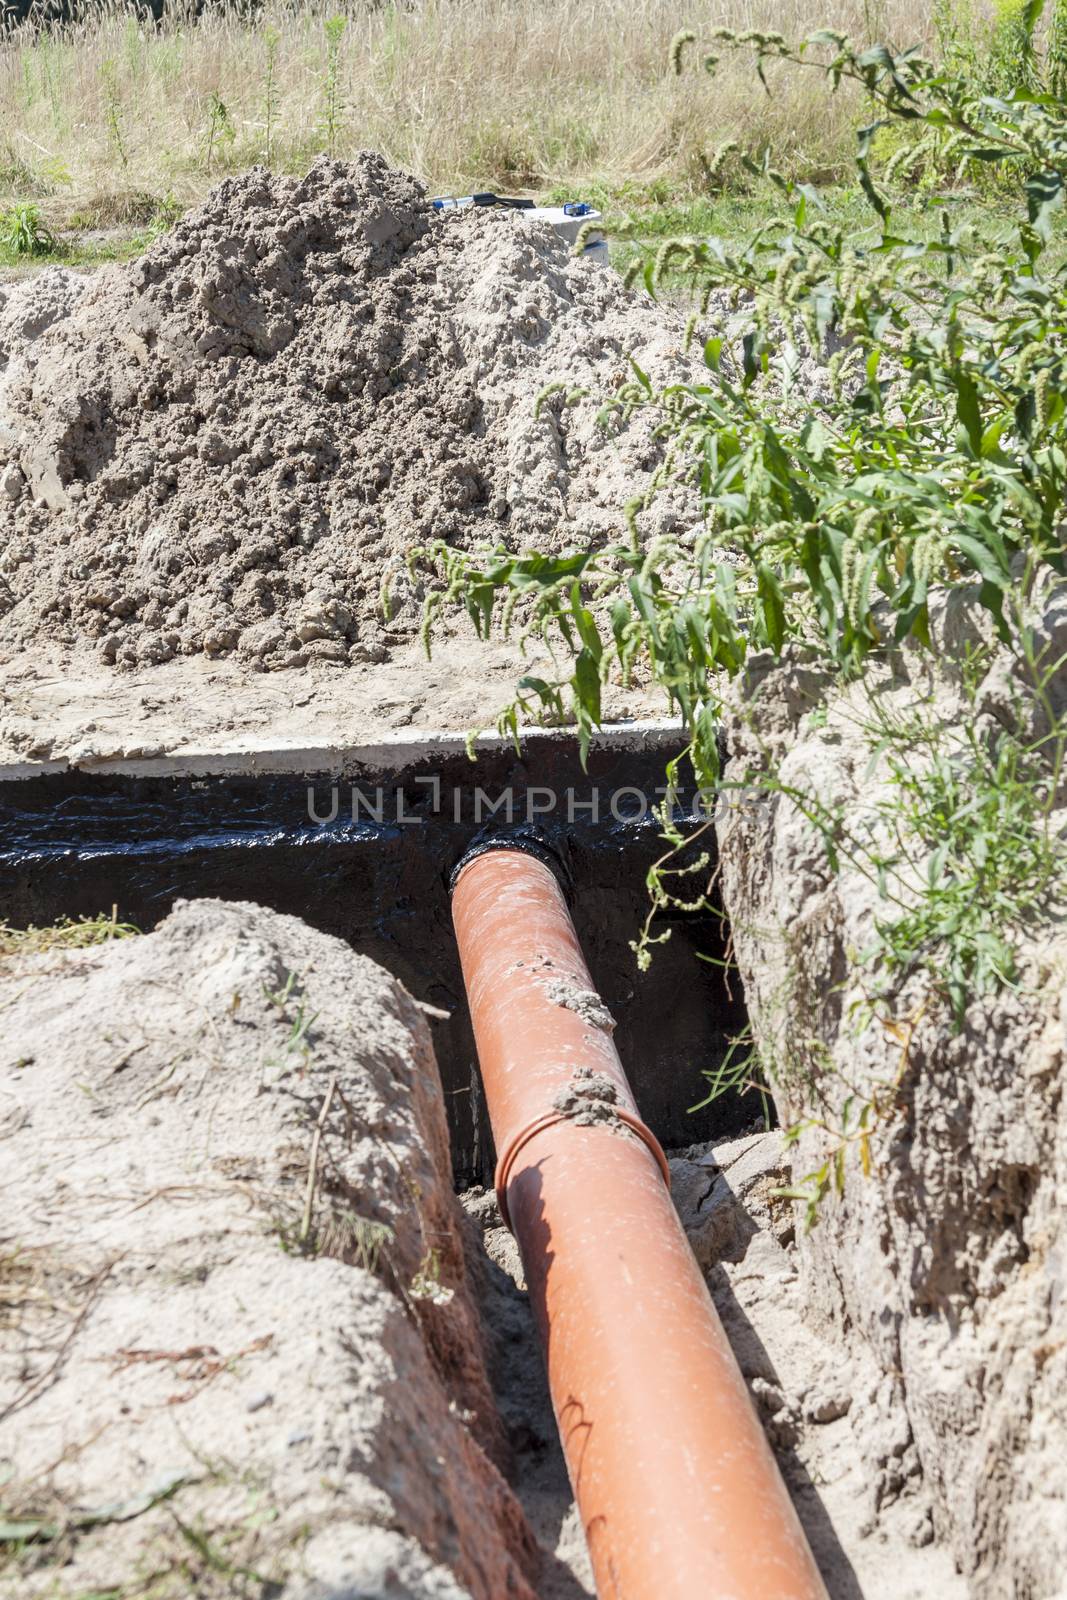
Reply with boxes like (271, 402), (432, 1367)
(0, 170), (1021, 280)
(0, 0), (937, 249)
(0, 0), (1051, 274)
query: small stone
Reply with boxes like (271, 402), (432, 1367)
(137, 632), (174, 665)
(0, 463), (23, 502)
(246, 1391), (273, 1413)
(751, 1377), (801, 1448)
(804, 1390), (852, 1425)
(304, 638), (348, 664)
(202, 626), (239, 656)
(349, 641), (388, 665)
(295, 596), (352, 643)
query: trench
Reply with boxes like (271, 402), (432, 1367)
(0, 723), (749, 1185)
(0, 723), (764, 1594)
(0, 725), (966, 1600)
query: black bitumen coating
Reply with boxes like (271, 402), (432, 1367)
(0, 739), (751, 1184)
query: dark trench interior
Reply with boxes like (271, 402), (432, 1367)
(0, 738), (751, 1184)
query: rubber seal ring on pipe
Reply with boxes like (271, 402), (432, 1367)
(448, 828), (573, 899)
(493, 1106), (672, 1234)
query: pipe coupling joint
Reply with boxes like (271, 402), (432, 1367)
(493, 1107), (671, 1233)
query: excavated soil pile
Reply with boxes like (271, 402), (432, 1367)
(0, 155), (693, 672)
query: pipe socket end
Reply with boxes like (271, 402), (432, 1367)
(448, 826), (573, 899)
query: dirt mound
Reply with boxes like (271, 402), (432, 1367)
(0, 899), (538, 1598)
(0, 155), (693, 672)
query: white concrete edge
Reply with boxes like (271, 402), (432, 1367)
(0, 718), (688, 782)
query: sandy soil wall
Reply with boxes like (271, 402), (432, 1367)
(715, 602), (1067, 1598)
(0, 898), (538, 1598)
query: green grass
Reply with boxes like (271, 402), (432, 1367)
(0, 911), (139, 956)
(0, 201), (55, 259)
(587, 183), (1021, 276)
(0, 196), (182, 270)
(0, 238), (129, 270)
(0, 178), (1022, 282)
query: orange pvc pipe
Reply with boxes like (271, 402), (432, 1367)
(452, 846), (829, 1600)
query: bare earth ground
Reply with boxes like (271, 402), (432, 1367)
(0, 634), (661, 772)
(0, 158), (690, 769)
(716, 615), (1067, 1598)
(0, 158), (699, 675)
(0, 900), (540, 1600)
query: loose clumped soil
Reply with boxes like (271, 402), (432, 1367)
(0, 154), (695, 674)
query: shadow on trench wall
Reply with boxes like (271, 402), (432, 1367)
(0, 739), (752, 1184)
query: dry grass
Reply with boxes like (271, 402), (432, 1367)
(0, 0), (937, 222)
